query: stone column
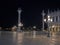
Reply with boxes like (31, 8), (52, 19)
(58, 27), (59, 32)
(41, 10), (45, 31)
(17, 8), (22, 31)
(58, 24), (59, 32)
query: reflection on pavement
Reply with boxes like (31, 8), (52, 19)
(0, 31), (60, 45)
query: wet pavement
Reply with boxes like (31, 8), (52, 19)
(0, 31), (60, 45)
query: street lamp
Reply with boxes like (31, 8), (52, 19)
(44, 19), (46, 22)
(47, 15), (53, 37)
(50, 19), (53, 22)
(48, 15), (50, 18)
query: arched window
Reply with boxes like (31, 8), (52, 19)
(52, 17), (54, 22)
(59, 16), (60, 22)
(56, 16), (58, 22)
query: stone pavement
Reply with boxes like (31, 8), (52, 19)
(0, 31), (60, 45)
(20, 31), (60, 45)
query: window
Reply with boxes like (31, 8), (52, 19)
(59, 16), (60, 22)
(56, 16), (58, 22)
(52, 17), (54, 22)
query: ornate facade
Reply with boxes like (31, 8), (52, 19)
(49, 10), (60, 32)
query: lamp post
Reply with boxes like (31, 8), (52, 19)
(44, 19), (46, 22)
(47, 15), (50, 37)
(47, 15), (53, 37)
(44, 15), (53, 37)
(17, 8), (22, 32)
(41, 10), (45, 31)
(43, 9), (53, 37)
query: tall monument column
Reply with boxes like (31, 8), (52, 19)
(17, 8), (22, 31)
(41, 10), (45, 31)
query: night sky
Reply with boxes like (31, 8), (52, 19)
(0, 0), (60, 28)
